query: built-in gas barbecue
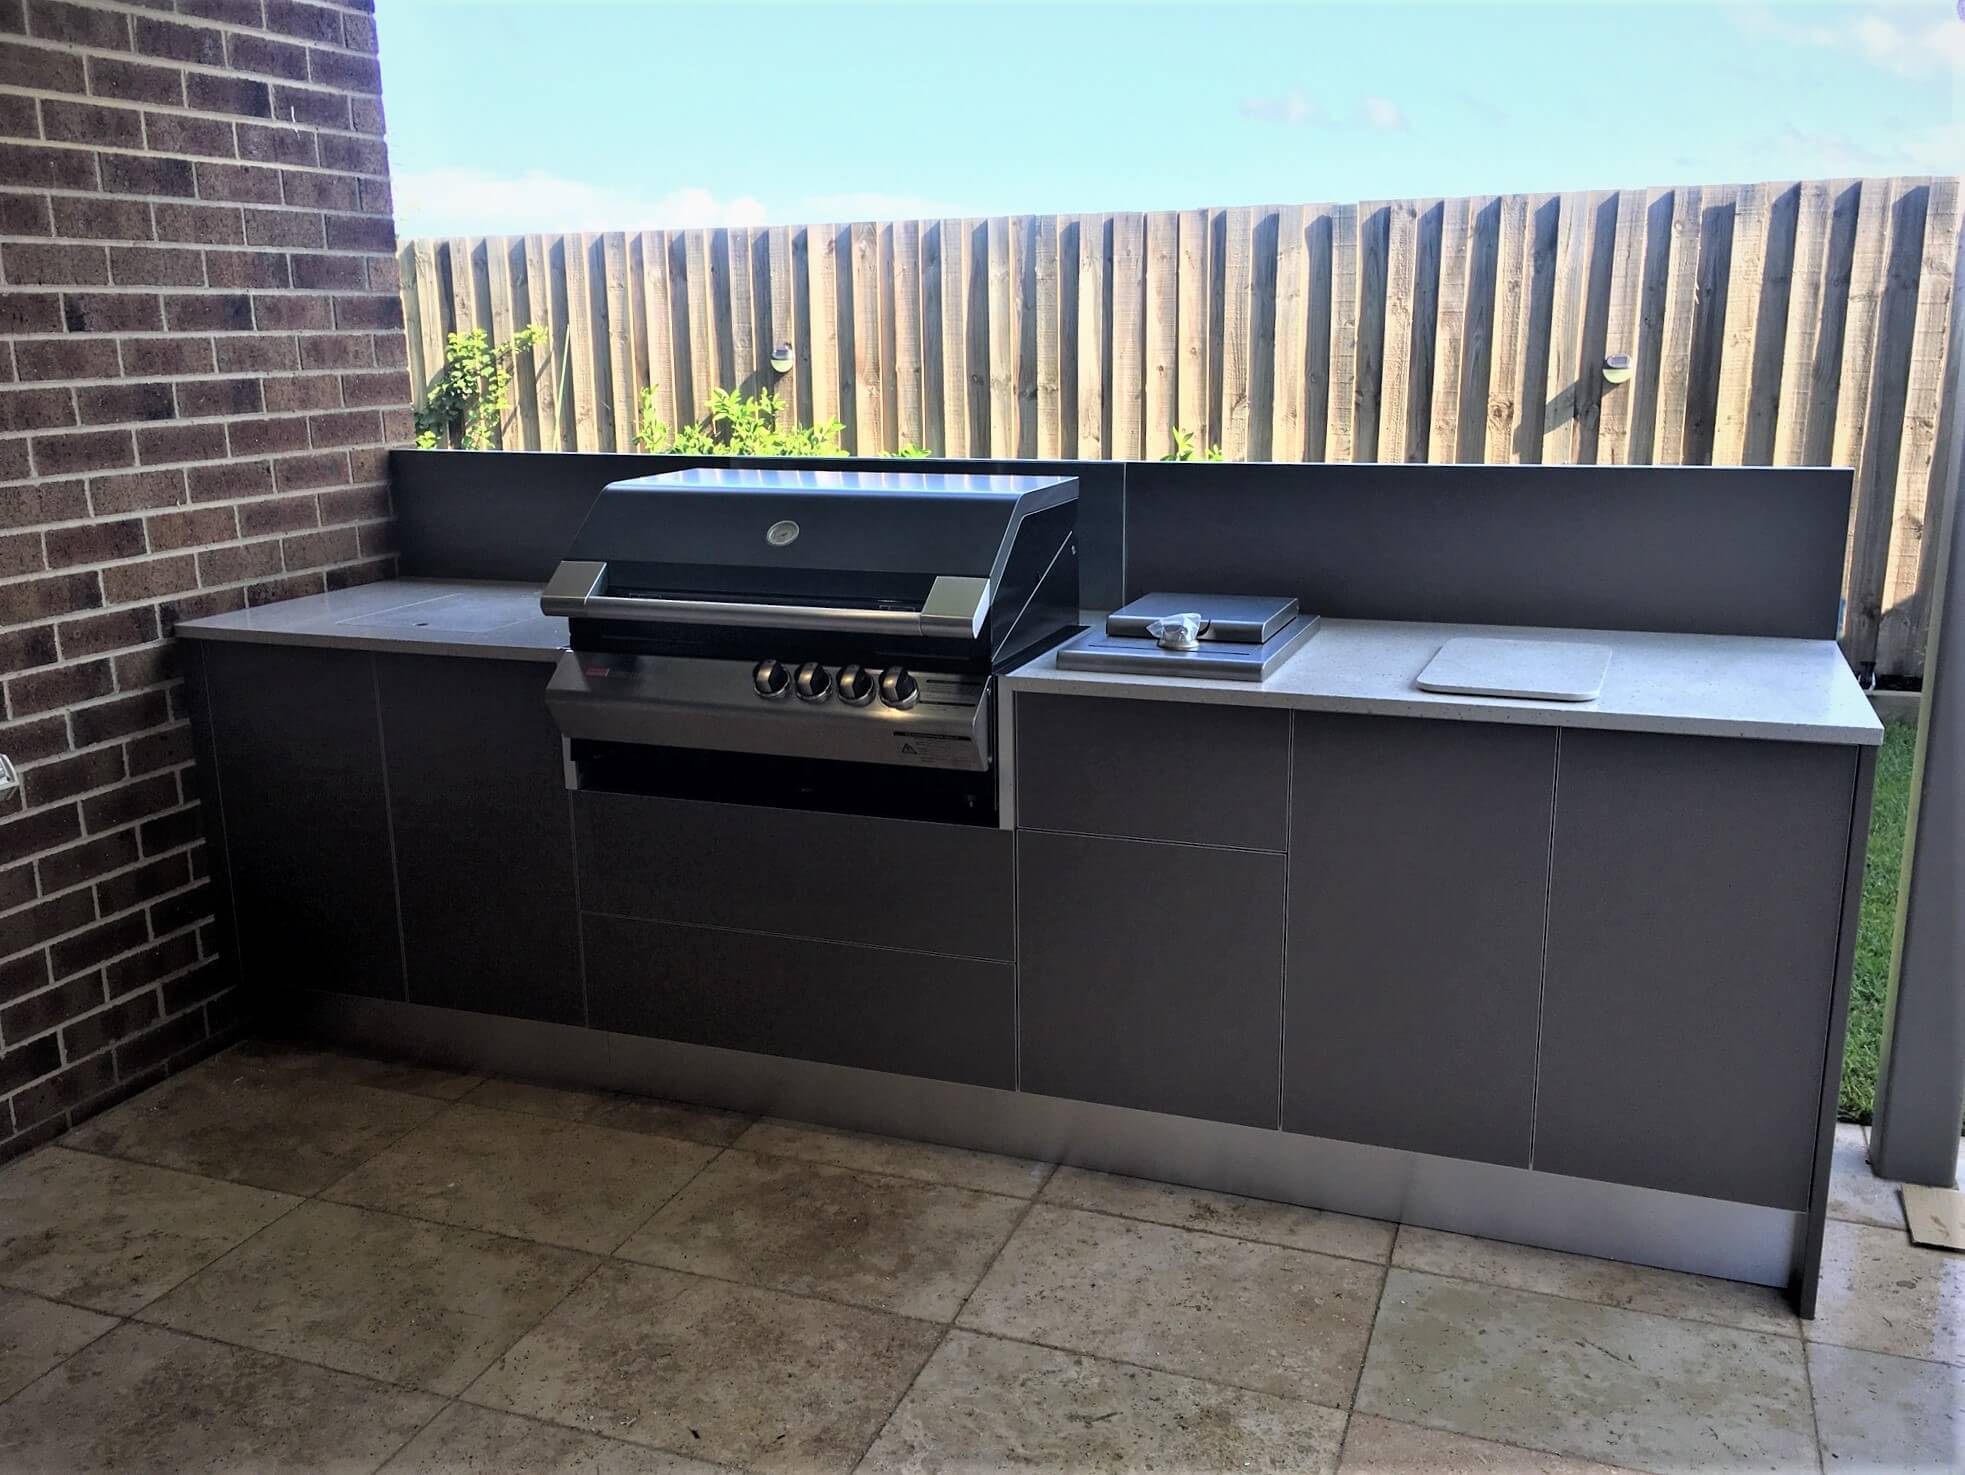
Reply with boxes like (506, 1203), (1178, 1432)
(541, 467), (1079, 825)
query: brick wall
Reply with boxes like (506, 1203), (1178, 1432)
(0, 0), (407, 1161)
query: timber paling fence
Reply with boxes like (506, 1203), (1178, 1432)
(400, 175), (1961, 680)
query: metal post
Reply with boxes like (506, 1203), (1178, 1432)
(1869, 229), (1965, 1185)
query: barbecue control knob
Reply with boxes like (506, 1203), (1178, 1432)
(795, 661), (832, 702)
(879, 666), (919, 710)
(835, 664), (875, 706)
(752, 659), (791, 699)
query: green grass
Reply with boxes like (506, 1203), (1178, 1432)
(1839, 719), (1918, 1122)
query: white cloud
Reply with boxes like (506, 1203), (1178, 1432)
(1359, 96), (1408, 132)
(1239, 89), (1325, 126)
(390, 167), (767, 237)
(1734, 2), (1965, 79)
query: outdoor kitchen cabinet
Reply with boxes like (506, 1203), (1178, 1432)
(374, 654), (582, 1025)
(195, 641), (405, 1003)
(1532, 730), (1860, 1209)
(1282, 713), (1554, 1166)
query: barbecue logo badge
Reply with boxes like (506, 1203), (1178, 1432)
(766, 519), (800, 547)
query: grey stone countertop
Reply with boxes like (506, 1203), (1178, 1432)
(174, 578), (565, 663)
(1005, 618), (1884, 746)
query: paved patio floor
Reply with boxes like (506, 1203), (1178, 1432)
(0, 1038), (1957, 1474)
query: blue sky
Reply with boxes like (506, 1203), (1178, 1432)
(376, 1), (1963, 237)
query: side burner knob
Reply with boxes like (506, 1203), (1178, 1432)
(879, 666), (919, 710)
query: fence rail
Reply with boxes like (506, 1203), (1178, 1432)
(399, 174), (1962, 679)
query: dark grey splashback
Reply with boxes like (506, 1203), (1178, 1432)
(391, 451), (1850, 640)
(1125, 461), (1850, 639)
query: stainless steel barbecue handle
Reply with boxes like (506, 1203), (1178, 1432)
(540, 561), (989, 638)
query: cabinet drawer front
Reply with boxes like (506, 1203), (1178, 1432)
(1018, 830), (1285, 1127)
(1014, 693), (1290, 849)
(1284, 713), (1553, 1166)
(1536, 730), (1857, 1209)
(583, 915), (1013, 1088)
(574, 793), (1012, 961)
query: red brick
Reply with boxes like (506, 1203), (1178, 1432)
(194, 159), (280, 203)
(131, 15), (224, 66)
(99, 851), (189, 917)
(278, 165), (354, 209)
(0, 569), (98, 625)
(0, 387), (76, 432)
(0, 292), (63, 335)
(145, 505), (235, 549)
(154, 202), (243, 246)
(0, 623), (56, 670)
(0, 480), (86, 530)
(79, 769), (175, 833)
(135, 422), (225, 464)
(265, 377), (340, 416)
(225, 31), (306, 80)
(337, 369), (408, 408)
(297, 333), (368, 370)
(90, 466), (185, 513)
(109, 638), (175, 690)
(0, 890), (95, 962)
(128, 722), (191, 776)
(178, 0), (261, 25)
(16, 340), (118, 382)
(177, 376), (261, 417)
(162, 292), (251, 332)
(120, 336), (212, 377)
(40, 98), (143, 147)
(23, 745), (123, 806)
(0, 1032), (62, 1095)
(331, 293), (400, 331)
(237, 494), (315, 535)
(250, 292), (329, 330)
(45, 516), (144, 567)
(234, 118), (314, 166)
(101, 552), (193, 604)
(316, 132), (385, 175)
(197, 537), (280, 584)
(203, 248), (287, 289)
(225, 412), (306, 453)
(246, 569), (320, 605)
(363, 255), (397, 297)
(0, 531), (43, 577)
(342, 10), (376, 52)
(62, 293), (163, 334)
(8, 657), (110, 716)
(51, 912), (149, 978)
(2, 241), (109, 286)
(271, 448), (343, 490)
(287, 251), (365, 291)
(157, 585), (241, 627)
(185, 71), (269, 119)
(0, 93), (36, 139)
(306, 47), (378, 94)
(280, 524), (354, 569)
(58, 605), (157, 661)
(215, 333), (296, 373)
(32, 428), (133, 476)
(0, 439), (25, 482)
(11, 1047), (119, 1127)
(142, 111), (235, 159)
(51, 196), (152, 242)
(108, 244), (205, 286)
(98, 152), (193, 197)
(109, 931), (197, 996)
(75, 381), (174, 424)
(355, 518), (393, 557)
(357, 175), (390, 215)
(0, 801), (80, 866)
(0, 191), (52, 236)
(186, 458), (269, 500)
(0, 142), (97, 191)
(323, 213), (393, 254)
(0, 860), (35, 914)
(38, 830), (138, 893)
(0, 39), (83, 92)
(242, 207), (322, 248)
(0, 715), (73, 770)
(26, 0), (128, 50)
(3, 975), (106, 1057)
(85, 56), (184, 107)
(262, 0), (340, 45)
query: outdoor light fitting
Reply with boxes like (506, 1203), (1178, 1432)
(770, 343), (794, 375)
(1602, 353), (1633, 386)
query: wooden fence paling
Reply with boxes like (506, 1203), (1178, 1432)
(404, 174), (1960, 677)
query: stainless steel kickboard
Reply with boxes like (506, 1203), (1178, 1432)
(1416, 636), (1612, 703)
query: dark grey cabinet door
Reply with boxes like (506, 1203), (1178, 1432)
(1015, 692), (1290, 850)
(377, 655), (582, 1025)
(1018, 829), (1285, 1126)
(1283, 714), (1554, 1166)
(200, 642), (403, 1000)
(1536, 730), (1859, 1209)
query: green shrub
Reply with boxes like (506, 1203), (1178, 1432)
(1162, 426), (1225, 462)
(637, 385), (846, 456)
(414, 324), (549, 450)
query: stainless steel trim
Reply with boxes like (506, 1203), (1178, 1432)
(541, 559), (992, 639)
(286, 990), (1809, 1291)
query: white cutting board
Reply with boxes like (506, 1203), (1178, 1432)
(1416, 637), (1611, 703)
